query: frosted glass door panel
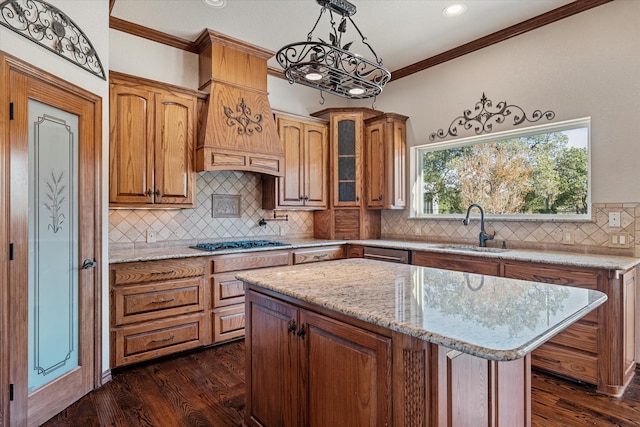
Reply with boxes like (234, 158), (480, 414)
(27, 99), (80, 393)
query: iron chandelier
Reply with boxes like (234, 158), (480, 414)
(276, 0), (391, 100)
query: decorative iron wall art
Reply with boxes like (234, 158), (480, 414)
(224, 98), (264, 136)
(0, 0), (105, 80)
(429, 93), (555, 141)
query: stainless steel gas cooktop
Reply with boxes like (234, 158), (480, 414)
(191, 240), (290, 252)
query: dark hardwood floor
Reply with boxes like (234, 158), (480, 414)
(42, 340), (640, 427)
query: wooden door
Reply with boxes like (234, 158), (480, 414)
(109, 83), (154, 204)
(365, 122), (385, 209)
(303, 122), (328, 208)
(245, 291), (300, 427)
(6, 56), (101, 426)
(154, 92), (195, 206)
(299, 309), (392, 426)
(332, 114), (362, 207)
(278, 117), (305, 207)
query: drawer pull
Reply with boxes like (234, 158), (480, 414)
(533, 274), (561, 283)
(151, 335), (175, 343)
(313, 254), (328, 260)
(150, 270), (177, 275)
(151, 298), (175, 304)
(533, 354), (560, 364)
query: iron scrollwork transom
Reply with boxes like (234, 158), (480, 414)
(429, 93), (555, 141)
(223, 98), (264, 136)
(0, 0), (105, 80)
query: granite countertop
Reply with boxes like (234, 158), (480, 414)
(108, 238), (346, 263)
(237, 258), (607, 361)
(350, 239), (640, 271)
(109, 237), (640, 271)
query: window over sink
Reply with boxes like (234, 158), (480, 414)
(409, 117), (591, 220)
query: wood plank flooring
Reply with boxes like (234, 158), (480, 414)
(42, 340), (640, 427)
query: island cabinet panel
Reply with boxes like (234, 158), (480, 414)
(245, 290), (392, 427)
(413, 251), (502, 276)
(110, 258), (208, 368)
(291, 246), (344, 264)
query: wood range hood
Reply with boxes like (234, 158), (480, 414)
(194, 29), (284, 176)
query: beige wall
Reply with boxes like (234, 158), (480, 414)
(350, 1), (640, 256)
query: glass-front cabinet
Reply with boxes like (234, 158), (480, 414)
(332, 114), (362, 207)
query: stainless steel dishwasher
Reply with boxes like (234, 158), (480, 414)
(363, 246), (411, 264)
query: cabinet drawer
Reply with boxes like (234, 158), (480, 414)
(503, 263), (599, 289)
(113, 313), (205, 367)
(292, 246), (344, 264)
(212, 305), (245, 343)
(113, 277), (205, 325)
(546, 322), (598, 354)
(532, 343), (598, 384)
(111, 258), (206, 285)
(347, 245), (364, 258)
(212, 273), (245, 308)
(211, 250), (290, 273)
(413, 251), (501, 276)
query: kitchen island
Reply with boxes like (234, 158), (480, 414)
(237, 258), (607, 427)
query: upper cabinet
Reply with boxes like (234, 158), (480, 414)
(364, 113), (408, 210)
(263, 113), (329, 210)
(109, 72), (201, 208)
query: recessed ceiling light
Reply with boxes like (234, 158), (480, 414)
(443, 3), (467, 17)
(203, 0), (227, 8)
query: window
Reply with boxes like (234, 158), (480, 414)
(410, 118), (590, 220)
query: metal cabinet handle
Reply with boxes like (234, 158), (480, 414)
(313, 254), (328, 260)
(150, 270), (177, 275)
(155, 189), (161, 197)
(151, 335), (175, 343)
(82, 258), (97, 269)
(377, 194), (384, 201)
(151, 298), (175, 304)
(296, 324), (306, 339)
(147, 189), (153, 196)
(287, 320), (297, 334)
(533, 274), (561, 283)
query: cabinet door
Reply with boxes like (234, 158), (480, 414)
(365, 122), (385, 209)
(387, 118), (407, 209)
(332, 114), (362, 207)
(413, 251), (502, 276)
(303, 122), (328, 208)
(299, 310), (392, 426)
(154, 92), (196, 206)
(245, 291), (300, 427)
(278, 118), (305, 207)
(109, 84), (154, 204)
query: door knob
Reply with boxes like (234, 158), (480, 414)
(82, 258), (97, 269)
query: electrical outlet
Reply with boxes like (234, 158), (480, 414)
(608, 212), (621, 228)
(146, 229), (156, 243)
(561, 229), (574, 245)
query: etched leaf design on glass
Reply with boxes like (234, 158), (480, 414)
(43, 170), (66, 233)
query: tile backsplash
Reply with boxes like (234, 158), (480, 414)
(109, 171), (314, 249)
(381, 203), (640, 257)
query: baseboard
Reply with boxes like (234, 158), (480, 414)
(101, 369), (112, 385)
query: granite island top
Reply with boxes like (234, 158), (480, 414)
(109, 237), (640, 271)
(237, 258), (608, 361)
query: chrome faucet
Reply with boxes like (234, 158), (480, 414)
(462, 203), (496, 247)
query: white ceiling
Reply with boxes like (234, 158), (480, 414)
(110, 0), (576, 73)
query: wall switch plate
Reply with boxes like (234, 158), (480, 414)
(610, 232), (629, 248)
(608, 212), (621, 228)
(146, 229), (156, 243)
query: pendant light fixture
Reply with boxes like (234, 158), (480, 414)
(276, 0), (391, 99)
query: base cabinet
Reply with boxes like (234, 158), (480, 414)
(246, 288), (531, 427)
(245, 291), (392, 427)
(413, 250), (637, 396)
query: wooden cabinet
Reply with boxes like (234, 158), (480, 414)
(412, 249), (636, 396)
(109, 258), (207, 367)
(311, 108), (384, 240)
(209, 250), (290, 344)
(245, 290), (392, 427)
(291, 246), (344, 264)
(262, 113), (329, 210)
(413, 251), (502, 276)
(364, 113), (408, 209)
(346, 244), (365, 258)
(109, 72), (199, 208)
